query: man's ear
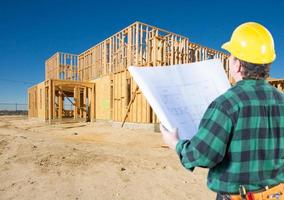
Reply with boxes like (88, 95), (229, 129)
(235, 59), (242, 73)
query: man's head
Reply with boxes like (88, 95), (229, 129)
(222, 22), (276, 81)
(228, 55), (271, 81)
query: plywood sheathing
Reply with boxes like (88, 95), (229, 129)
(28, 85), (38, 118)
(89, 76), (111, 120)
(28, 81), (46, 119)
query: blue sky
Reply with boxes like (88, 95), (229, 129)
(0, 0), (283, 103)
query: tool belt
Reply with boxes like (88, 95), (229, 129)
(228, 183), (284, 200)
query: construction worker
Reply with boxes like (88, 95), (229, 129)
(160, 22), (284, 200)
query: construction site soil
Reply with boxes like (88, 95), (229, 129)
(0, 116), (214, 199)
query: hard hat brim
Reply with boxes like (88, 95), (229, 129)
(221, 42), (231, 52)
(221, 41), (276, 64)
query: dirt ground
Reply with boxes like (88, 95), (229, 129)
(0, 116), (215, 200)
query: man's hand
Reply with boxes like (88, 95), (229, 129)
(160, 123), (179, 150)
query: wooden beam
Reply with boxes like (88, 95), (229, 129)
(74, 87), (78, 119)
(83, 87), (87, 119)
(48, 80), (53, 124)
(91, 84), (96, 122)
(58, 87), (63, 119)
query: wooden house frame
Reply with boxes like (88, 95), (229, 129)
(28, 21), (284, 124)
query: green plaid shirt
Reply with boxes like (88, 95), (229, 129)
(176, 79), (284, 194)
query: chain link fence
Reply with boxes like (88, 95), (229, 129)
(0, 103), (28, 115)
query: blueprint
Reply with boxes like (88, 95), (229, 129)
(128, 59), (231, 139)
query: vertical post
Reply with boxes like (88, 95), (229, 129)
(127, 26), (132, 66)
(74, 86), (78, 119)
(91, 84), (96, 122)
(140, 24), (143, 66)
(58, 87), (63, 120)
(171, 35), (174, 65)
(153, 30), (157, 66)
(48, 80), (53, 124)
(57, 53), (60, 79)
(83, 87), (87, 120)
(88, 87), (92, 120)
(77, 56), (80, 81)
(78, 88), (82, 118)
(71, 55), (73, 80)
(52, 81), (56, 118)
(45, 85), (48, 120)
(145, 26), (149, 65)
(120, 32), (124, 71)
(109, 38), (112, 74)
(135, 22), (139, 65)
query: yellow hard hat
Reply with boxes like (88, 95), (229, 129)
(222, 22), (276, 64)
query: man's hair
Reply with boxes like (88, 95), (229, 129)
(235, 58), (271, 80)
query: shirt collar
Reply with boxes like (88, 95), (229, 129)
(236, 79), (268, 86)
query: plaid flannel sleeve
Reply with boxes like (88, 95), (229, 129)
(176, 101), (233, 171)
